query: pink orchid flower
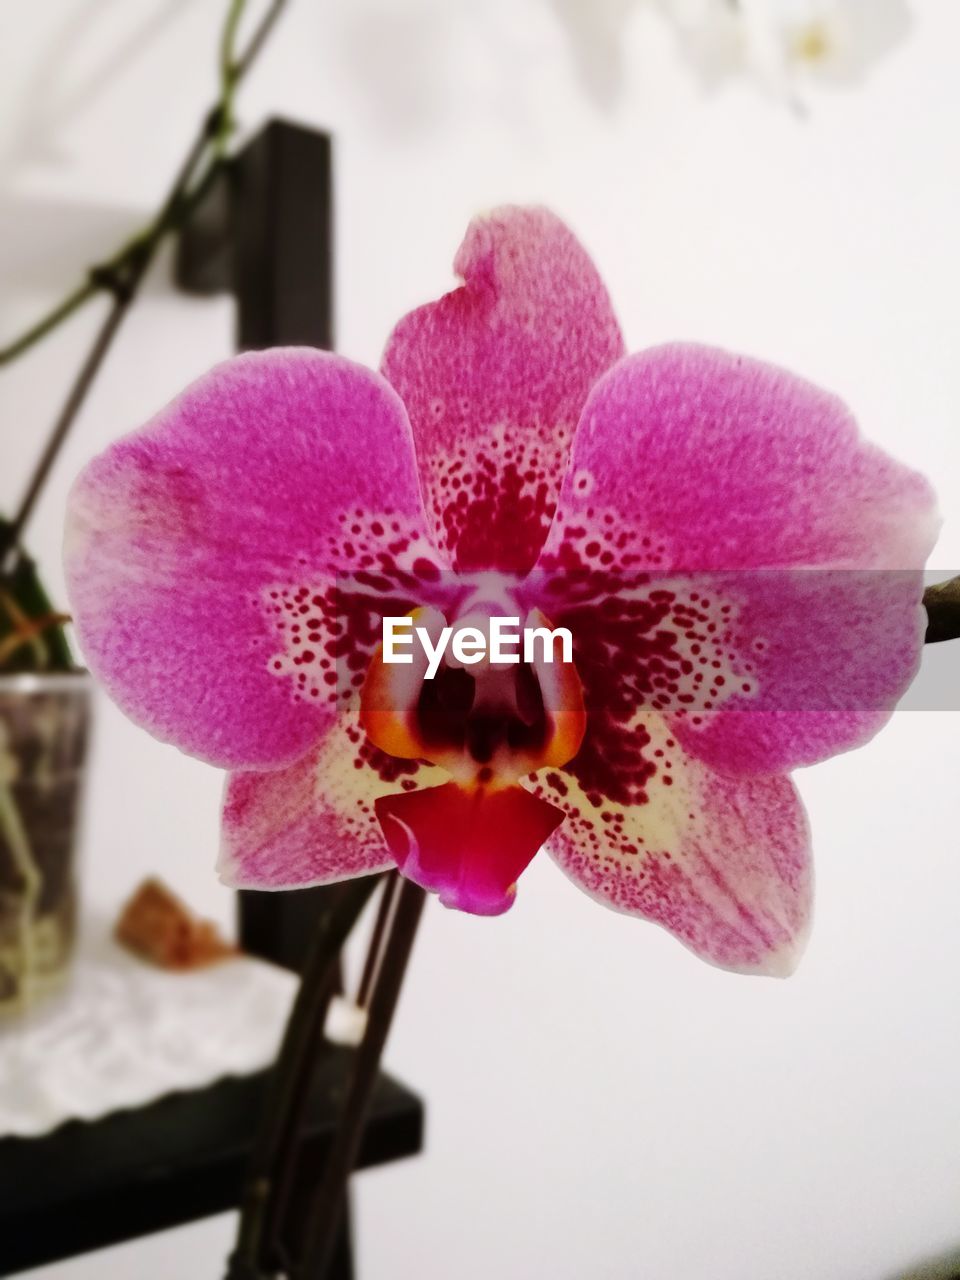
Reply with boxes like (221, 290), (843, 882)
(64, 207), (938, 976)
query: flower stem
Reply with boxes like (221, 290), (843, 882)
(258, 874), (402, 1273)
(0, 280), (99, 367)
(217, 0), (246, 158)
(0, 0), (289, 572)
(356, 867), (402, 1009)
(298, 877), (427, 1280)
(0, 0), (261, 370)
(226, 874), (381, 1280)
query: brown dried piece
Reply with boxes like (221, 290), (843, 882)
(115, 878), (235, 970)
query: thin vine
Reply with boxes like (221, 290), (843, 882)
(0, 0), (283, 370)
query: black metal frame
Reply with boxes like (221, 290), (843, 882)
(176, 117), (333, 352)
(0, 1049), (420, 1275)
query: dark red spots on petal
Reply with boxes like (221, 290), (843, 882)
(427, 428), (572, 574)
(414, 557), (440, 581)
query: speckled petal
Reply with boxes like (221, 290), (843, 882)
(64, 350), (443, 771)
(537, 343), (939, 773)
(668, 567), (929, 773)
(219, 706), (448, 888)
(381, 206), (624, 574)
(537, 710), (812, 976)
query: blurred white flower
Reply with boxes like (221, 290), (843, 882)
(655, 0), (749, 89)
(658, 0), (912, 96)
(784, 0), (909, 82)
(549, 0), (642, 108)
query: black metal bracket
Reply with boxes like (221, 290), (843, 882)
(176, 117), (333, 352)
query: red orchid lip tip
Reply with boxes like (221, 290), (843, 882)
(375, 781), (563, 918)
(436, 884), (516, 917)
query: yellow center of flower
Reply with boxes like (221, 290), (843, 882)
(793, 22), (831, 63)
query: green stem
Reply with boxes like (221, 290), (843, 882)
(217, 0), (246, 157)
(0, 281), (99, 367)
(0, 0), (287, 574)
(0, 0), (255, 369)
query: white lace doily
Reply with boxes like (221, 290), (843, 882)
(0, 927), (299, 1138)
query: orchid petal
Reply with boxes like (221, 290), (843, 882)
(669, 567), (929, 773)
(381, 206), (624, 574)
(537, 710), (811, 976)
(64, 350), (441, 771)
(536, 343), (938, 773)
(219, 707), (448, 888)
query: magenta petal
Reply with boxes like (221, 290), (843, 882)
(219, 713), (448, 888)
(65, 350), (437, 770)
(670, 568), (929, 773)
(220, 753), (391, 890)
(220, 752), (391, 896)
(539, 717), (812, 975)
(381, 206), (624, 574)
(550, 343), (938, 572)
(538, 343), (939, 773)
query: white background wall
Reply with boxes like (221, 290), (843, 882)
(2, 2), (959, 1277)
